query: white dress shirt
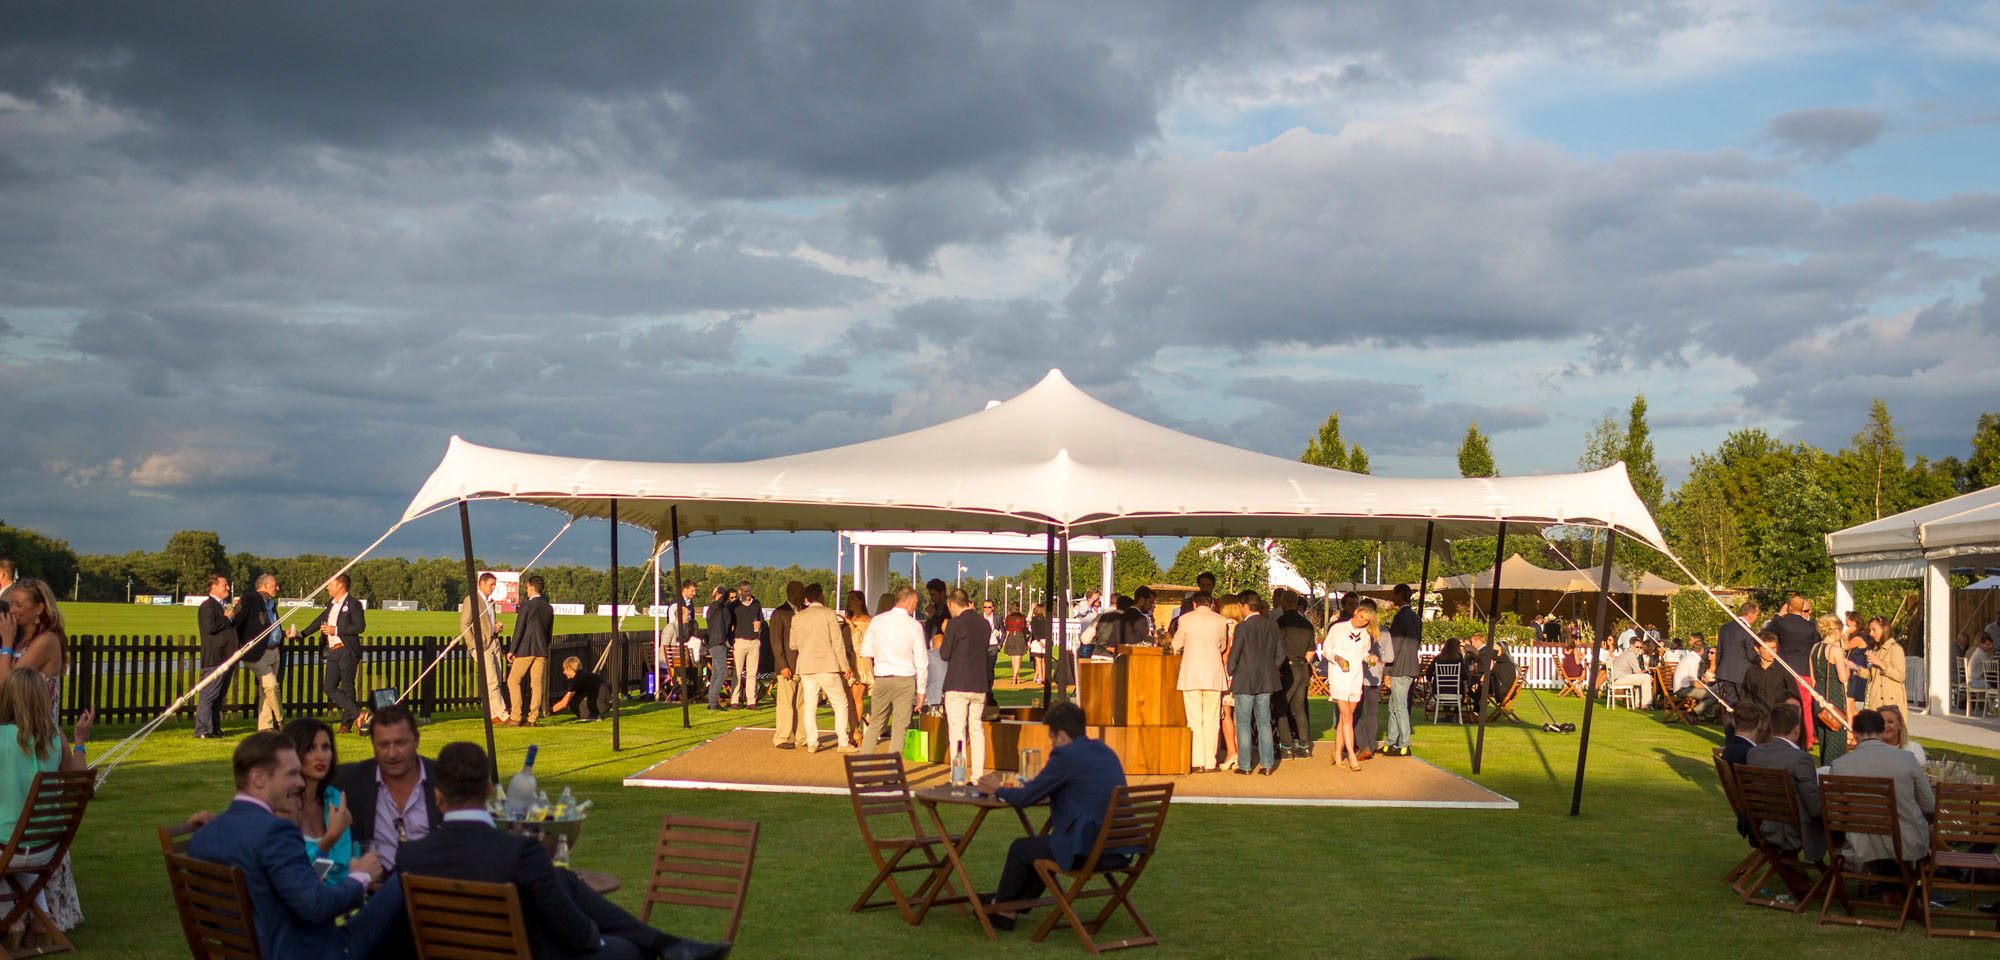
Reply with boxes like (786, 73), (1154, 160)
(859, 606), (929, 692)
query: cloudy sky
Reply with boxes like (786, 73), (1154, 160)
(3, 1), (1997, 573)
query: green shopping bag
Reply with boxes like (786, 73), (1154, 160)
(903, 727), (934, 763)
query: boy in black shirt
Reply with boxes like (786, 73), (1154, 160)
(552, 656), (606, 722)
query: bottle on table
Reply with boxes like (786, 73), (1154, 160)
(552, 834), (571, 870)
(504, 745), (540, 819)
(950, 742), (967, 790)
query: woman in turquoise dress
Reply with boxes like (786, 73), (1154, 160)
(281, 718), (354, 883)
(0, 667), (91, 947)
(1809, 615), (1851, 765)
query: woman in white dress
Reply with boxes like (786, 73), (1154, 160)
(1323, 598), (1377, 771)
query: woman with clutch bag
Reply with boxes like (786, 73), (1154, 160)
(1323, 599), (1377, 771)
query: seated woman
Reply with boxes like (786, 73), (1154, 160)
(1877, 704), (1925, 764)
(0, 669), (90, 947)
(1558, 641), (1586, 695)
(281, 718), (354, 885)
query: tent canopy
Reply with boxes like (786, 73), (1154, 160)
(1433, 554), (1684, 596)
(403, 369), (1668, 548)
(1827, 483), (2000, 572)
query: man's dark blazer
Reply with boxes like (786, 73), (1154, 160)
(197, 595), (238, 668)
(1744, 737), (1824, 860)
(396, 819), (602, 959)
(940, 610), (992, 693)
(335, 757), (444, 856)
(1768, 612), (1816, 675)
(511, 594), (555, 659)
(236, 590), (282, 661)
(765, 602), (799, 675)
(995, 736), (1129, 868)
(302, 596), (367, 649)
(1468, 643), (1498, 690)
(1226, 614), (1284, 695)
(703, 599), (734, 649)
(187, 799), (367, 960)
(1715, 619), (1758, 686)
(1274, 610), (1317, 662)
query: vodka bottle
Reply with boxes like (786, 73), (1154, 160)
(503, 745), (539, 819)
(950, 741), (967, 788)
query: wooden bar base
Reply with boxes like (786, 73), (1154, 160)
(917, 714), (1192, 776)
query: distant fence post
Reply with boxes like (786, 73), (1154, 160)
(419, 635), (437, 719)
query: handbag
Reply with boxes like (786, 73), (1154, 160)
(1816, 704), (1842, 730)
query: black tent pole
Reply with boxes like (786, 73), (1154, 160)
(457, 501), (499, 782)
(1473, 521), (1506, 773)
(672, 507), (688, 729)
(1413, 521), (1434, 733)
(1569, 528), (1618, 816)
(610, 500), (621, 752)
(1043, 523), (1056, 712)
(1058, 529), (1071, 702)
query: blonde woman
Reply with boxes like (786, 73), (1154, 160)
(1216, 594), (1248, 770)
(0, 579), (70, 712)
(1861, 616), (1907, 713)
(0, 667), (90, 939)
(1810, 614), (1851, 764)
(843, 591), (875, 749)
(1878, 705), (1925, 764)
(1323, 599), (1376, 771)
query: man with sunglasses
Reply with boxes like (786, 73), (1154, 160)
(335, 703), (443, 874)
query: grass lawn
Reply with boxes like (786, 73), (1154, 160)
(69, 681), (2000, 959)
(59, 601), (622, 638)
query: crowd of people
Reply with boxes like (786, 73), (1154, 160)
(182, 705), (732, 959)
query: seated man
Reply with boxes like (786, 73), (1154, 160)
(1721, 699), (1768, 839)
(397, 741), (730, 960)
(335, 703), (443, 875)
(1672, 639), (1713, 712)
(1828, 708), (1935, 869)
(551, 656), (607, 722)
(188, 732), (404, 960)
(1481, 642), (1518, 721)
(1607, 639), (1654, 708)
(1744, 702), (1824, 864)
(975, 701), (1126, 931)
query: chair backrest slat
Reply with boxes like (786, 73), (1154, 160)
(1731, 764), (1802, 830)
(1935, 783), (2000, 848)
(1078, 783), (1173, 873)
(164, 853), (261, 960)
(158, 821), (203, 856)
(1820, 774), (1902, 849)
(641, 815), (758, 943)
(403, 874), (533, 960)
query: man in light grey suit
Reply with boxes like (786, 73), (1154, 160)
(1828, 709), (1934, 867)
(1745, 702), (1824, 862)
(790, 583), (856, 754)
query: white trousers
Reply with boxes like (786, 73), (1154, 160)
(1182, 689), (1221, 769)
(799, 673), (851, 751)
(1611, 673), (1654, 708)
(944, 691), (986, 779)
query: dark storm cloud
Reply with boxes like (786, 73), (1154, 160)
(1767, 107), (1889, 162)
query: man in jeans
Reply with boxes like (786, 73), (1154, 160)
(1226, 593), (1284, 775)
(859, 586), (929, 753)
(938, 588), (992, 781)
(729, 582), (765, 708)
(1383, 584), (1424, 755)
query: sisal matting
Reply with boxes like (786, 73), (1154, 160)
(623, 727), (1516, 809)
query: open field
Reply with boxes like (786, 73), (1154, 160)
(59, 601), (621, 638)
(68, 678), (2000, 959)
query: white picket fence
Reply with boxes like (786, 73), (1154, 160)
(1417, 643), (1568, 689)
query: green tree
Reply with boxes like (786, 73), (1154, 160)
(0, 522), (81, 597)
(1300, 412), (1366, 472)
(1280, 412), (1373, 593)
(161, 530), (228, 598)
(1847, 398), (1907, 522)
(1621, 394), (1664, 513)
(1107, 539), (1163, 596)
(1965, 412), (2000, 491)
(1457, 422), (1497, 478)
(1755, 467), (1841, 594)
(1165, 538), (1268, 595)
(1578, 413), (1623, 471)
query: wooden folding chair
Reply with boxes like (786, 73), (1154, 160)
(1029, 783), (1173, 955)
(1307, 674), (1329, 699)
(0, 770), (93, 956)
(842, 754), (962, 924)
(158, 820), (202, 856)
(163, 852), (260, 960)
(1711, 754), (1762, 897)
(1484, 673), (1525, 723)
(1732, 764), (1828, 912)
(640, 815), (758, 943)
(1817, 774), (1921, 932)
(1924, 782), (2000, 939)
(403, 874), (533, 960)
(1554, 671), (1586, 698)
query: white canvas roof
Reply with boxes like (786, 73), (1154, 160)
(402, 369), (1669, 548)
(1826, 483), (2000, 568)
(1432, 554), (1684, 595)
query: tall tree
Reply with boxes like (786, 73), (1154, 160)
(1755, 467), (1841, 595)
(1965, 412), (2000, 491)
(1621, 393), (1664, 513)
(1165, 538), (1268, 595)
(1282, 412), (1373, 595)
(162, 530), (229, 598)
(1578, 413), (1623, 471)
(1300, 412), (1367, 472)
(1848, 398), (1906, 521)
(1457, 422), (1497, 478)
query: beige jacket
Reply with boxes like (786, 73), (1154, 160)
(791, 603), (851, 676)
(1827, 738), (1934, 862)
(1863, 640), (1907, 711)
(459, 591), (500, 647)
(1172, 607), (1230, 691)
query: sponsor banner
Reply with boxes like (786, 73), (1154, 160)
(182, 595), (208, 606)
(593, 604), (641, 617)
(135, 595), (174, 605)
(278, 598), (369, 609)
(380, 600), (421, 612)
(477, 571), (521, 613)
(645, 604), (675, 618)
(550, 603), (587, 616)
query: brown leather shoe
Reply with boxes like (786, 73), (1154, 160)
(496, 718), (518, 727)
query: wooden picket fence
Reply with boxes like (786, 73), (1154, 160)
(65, 631), (656, 725)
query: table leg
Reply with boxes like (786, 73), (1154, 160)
(915, 801), (997, 939)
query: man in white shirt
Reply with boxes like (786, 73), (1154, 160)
(1616, 623), (1641, 650)
(858, 586), (929, 754)
(1608, 641), (1653, 708)
(1672, 638), (1711, 711)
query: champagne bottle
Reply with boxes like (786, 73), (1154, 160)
(503, 744), (539, 819)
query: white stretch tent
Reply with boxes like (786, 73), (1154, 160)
(402, 369), (1670, 549)
(839, 530), (1116, 607)
(1826, 483), (2000, 715)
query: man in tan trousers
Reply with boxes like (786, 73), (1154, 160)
(461, 573), (508, 724)
(766, 581), (805, 749)
(791, 583), (856, 753)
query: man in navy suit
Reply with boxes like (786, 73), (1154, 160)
(187, 731), (404, 960)
(396, 741), (731, 960)
(976, 701), (1127, 930)
(300, 573), (368, 732)
(194, 574), (238, 739)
